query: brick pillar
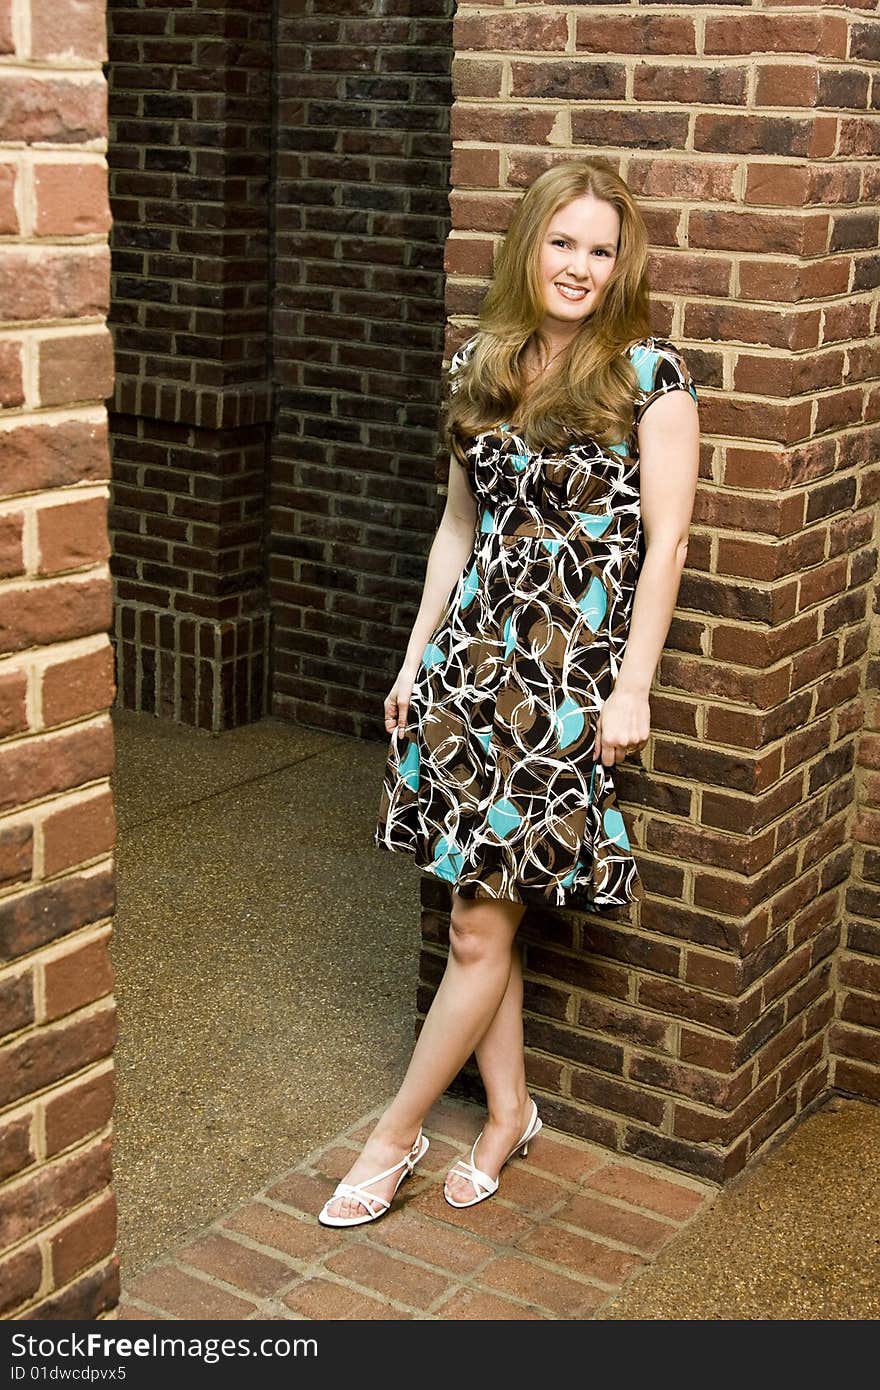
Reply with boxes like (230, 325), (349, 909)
(270, 0), (455, 736)
(0, 0), (118, 1317)
(106, 0), (273, 731)
(426, 1), (880, 1182)
(828, 7), (880, 1093)
(834, 431), (880, 1095)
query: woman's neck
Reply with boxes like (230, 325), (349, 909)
(534, 322), (581, 363)
(524, 323), (581, 380)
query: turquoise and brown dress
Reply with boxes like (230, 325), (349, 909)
(375, 336), (698, 911)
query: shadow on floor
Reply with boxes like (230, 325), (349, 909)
(110, 709), (880, 1318)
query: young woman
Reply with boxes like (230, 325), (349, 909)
(319, 159), (700, 1226)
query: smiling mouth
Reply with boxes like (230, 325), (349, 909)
(554, 282), (589, 301)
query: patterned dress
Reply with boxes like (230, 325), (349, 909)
(374, 336), (698, 911)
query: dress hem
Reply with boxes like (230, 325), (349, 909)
(373, 834), (640, 914)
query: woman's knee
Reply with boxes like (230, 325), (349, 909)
(448, 895), (524, 965)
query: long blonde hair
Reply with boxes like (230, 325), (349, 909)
(446, 159), (651, 458)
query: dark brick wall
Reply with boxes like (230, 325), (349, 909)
(108, 0), (273, 394)
(269, 0), (455, 737)
(106, 0), (455, 735)
(106, 0), (274, 730)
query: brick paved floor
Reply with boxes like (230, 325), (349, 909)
(117, 1097), (716, 1320)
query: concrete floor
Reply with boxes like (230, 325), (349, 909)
(600, 1096), (880, 1319)
(110, 709), (880, 1317)
(110, 708), (422, 1277)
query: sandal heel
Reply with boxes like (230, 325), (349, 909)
(444, 1099), (542, 1209)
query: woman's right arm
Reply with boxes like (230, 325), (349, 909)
(383, 459), (477, 735)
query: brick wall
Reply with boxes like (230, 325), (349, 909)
(835, 504), (880, 1099)
(426, 0), (880, 1181)
(831, 0), (880, 1093)
(106, 0), (273, 731)
(0, 0), (118, 1317)
(269, 0), (455, 736)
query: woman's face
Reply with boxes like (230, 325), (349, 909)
(536, 193), (620, 330)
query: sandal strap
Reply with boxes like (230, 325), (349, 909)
(328, 1133), (426, 1216)
(446, 1158), (497, 1197)
(516, 1101), (540, 1149)
(330, 1181), (390, 1217)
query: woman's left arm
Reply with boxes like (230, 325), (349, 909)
(593, 388), (700, 767)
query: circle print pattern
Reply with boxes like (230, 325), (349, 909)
(375, 336), (698, 911)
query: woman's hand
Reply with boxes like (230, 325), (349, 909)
(383, 663), (419, 735)
(592, 686), (650, 767)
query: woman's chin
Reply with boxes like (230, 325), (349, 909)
(540, 305), (595, 331)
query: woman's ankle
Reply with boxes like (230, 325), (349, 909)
(369, 1115), (423, 1150)
(486, 1093), (531, 1127)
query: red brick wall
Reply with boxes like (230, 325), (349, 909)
(831, 0), (880, 1091)
(106, 0), (273, 730)
(269, 0), (455, 736)
(835, 517), (880, 1100)
(0, 0), (119, 1317)
(424, 0), (880, 1181)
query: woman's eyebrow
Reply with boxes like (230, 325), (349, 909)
(547, 227), (617, 252)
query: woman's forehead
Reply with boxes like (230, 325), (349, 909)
(545, 194), (620, 242)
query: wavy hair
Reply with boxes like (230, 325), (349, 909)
(445, 159), (651, 458)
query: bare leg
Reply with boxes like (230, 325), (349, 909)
(323, 890), (526, 1220)
(444, 942), (535, 1204)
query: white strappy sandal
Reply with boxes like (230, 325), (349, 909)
(444, 1099), (543, 1209)
(318, 1131), (430, 1228)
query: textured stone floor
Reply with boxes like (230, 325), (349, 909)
(111, 709), (880, 1319)
(110, 708), (422, 1277)
(600, 1094), (880, 1320)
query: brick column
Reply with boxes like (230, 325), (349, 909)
(270, 0), (455, 736)
(0, 0), (118, 1317)
(426, 1), (880, 1182)
(827, 14), (880, 1103)
(834, 442), (880, 1098)
(106, 0), (273, 731)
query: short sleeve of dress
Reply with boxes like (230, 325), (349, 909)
(628, 339), (698, 425)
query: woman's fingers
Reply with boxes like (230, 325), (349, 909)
(595, 689), (650, 765)
(596, 733), (647, 766)
(384, 682), (411, 733)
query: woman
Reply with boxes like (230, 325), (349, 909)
(319, 159), (700, 1226)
